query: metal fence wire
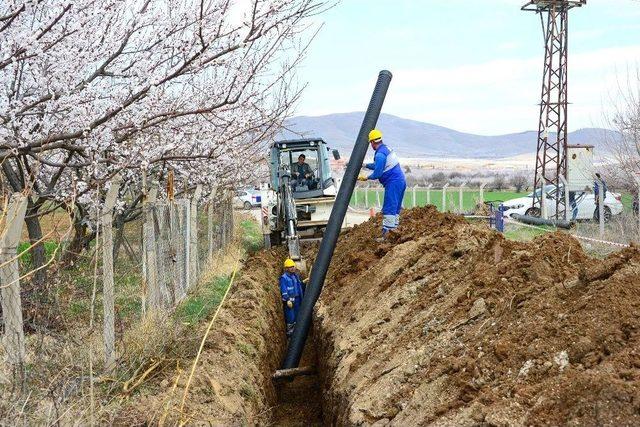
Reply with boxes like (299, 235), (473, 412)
(0, 187), (235, 380)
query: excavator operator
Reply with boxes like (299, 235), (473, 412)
(292, 154), (315, 190)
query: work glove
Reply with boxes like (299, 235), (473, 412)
(287, 300), (294, 309)
(357, 175), (368, 182)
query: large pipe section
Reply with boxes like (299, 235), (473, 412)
(282, 70), (393, 369)
(512, 213), (574, 229)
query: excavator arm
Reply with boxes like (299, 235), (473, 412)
(279, 171), (302, 261)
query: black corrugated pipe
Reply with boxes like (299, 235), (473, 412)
(512, 213), (574, 229)
(282, 70), (393, 369)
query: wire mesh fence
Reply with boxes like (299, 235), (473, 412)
(0, 184), (237, 420)
(350, 183), (493, 213)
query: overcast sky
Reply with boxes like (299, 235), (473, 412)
(293, 0), (640, 135)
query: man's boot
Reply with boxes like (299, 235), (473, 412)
(375, 229), (389, 242)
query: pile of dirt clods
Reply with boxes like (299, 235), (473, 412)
(314, 206), (640, 426)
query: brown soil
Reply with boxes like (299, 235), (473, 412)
(270, 334), (323, 426)
(119, 248), (288, 425)
(314, 206), (640, 426)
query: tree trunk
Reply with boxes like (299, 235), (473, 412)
(61, 205), (95, 267)
(0, 161), (47, 282)
(24, 200), (47, 286)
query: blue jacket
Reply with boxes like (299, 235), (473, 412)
(366, 143), (405, 186)
(279, 272), (304, 301)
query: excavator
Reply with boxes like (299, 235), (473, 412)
(260, 138), (341, 263)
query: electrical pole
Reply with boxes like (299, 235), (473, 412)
(522, 0), (586, 219)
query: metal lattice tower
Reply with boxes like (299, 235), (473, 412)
(522, 0), (586, 219)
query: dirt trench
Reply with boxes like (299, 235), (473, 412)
(119, 245), (329, 426)
(270, 335), (324, 426)
(124, 206), (640, 426)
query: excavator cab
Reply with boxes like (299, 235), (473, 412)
(263, 138), (341, 262)
(270, 139), (339, 199)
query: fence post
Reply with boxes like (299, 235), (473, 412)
(214, 195), (224, 250)
(190, 185), (202, 286)
(141, 171), (147, 312)
(635, 176), (640, 239)
(143, 185), (159, 313)
(376, 186), (381, 209)
(156, 203), (173, 307)
(540, 183), (547, 219)
(597, 177), (605, 238)
(354, 187), (359, 208)
(427, 184), (433, 206)
(169, 198), (184, 301)
(413, 185), (418, 208)
(479, 183), (487, 205)
(442, 183), (450, 212)
(220, 191), (227, 247)
(207, 196), (214, 261)
(207, 186), (217, 261)
(219, 189), (228, 248)
(102, 177), (121, 371)
(364, 183), (369, 208)
(459, 182), (467, 213)
(0, 194), (28, 377)
(179, 200), (190, 296)
(184, 193), (192, 291)
(259, 183), (272, 248)
(559, 176), (570, 221)
(227, 190), (234, 243)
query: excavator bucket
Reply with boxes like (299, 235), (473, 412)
(287, 236), (301, 261)
(294, 259), (307, 275)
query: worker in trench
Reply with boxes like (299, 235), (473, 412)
(358, 129), (407, 241)
(279, 258), (305, 338)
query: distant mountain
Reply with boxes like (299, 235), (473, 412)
(277, 112), (619, 159)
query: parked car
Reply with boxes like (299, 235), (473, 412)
(234, 189), (261, 210)
(502, 185), (624, 221)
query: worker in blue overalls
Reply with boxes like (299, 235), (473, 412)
(279, 258), (305, 337)
(359, 129), (407, 241)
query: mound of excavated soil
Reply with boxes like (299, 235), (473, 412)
(120, 249), (287, 425)
(314, 206), (640, 426)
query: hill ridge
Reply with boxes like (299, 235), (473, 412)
(277, 112), (617, 159)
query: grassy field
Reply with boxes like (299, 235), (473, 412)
(620, 193), (636, 212)
(351, 187), (528, 212)
(352, 187), (638, 214)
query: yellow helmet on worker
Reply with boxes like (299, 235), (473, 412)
(283, 258), (296, 268)
(368, 129), (383, 142)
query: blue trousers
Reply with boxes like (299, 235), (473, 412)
(382, 179), (406, 232)
(283, 298), (301, 335)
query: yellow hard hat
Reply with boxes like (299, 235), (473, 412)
(284, 258), (296, 268)
(368, 129), (383, 142)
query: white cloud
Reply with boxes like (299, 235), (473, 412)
(298, 45), (640, 135)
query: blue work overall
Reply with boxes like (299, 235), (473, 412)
(279, 272), (304, 337)
(365, 143), (407, 233)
